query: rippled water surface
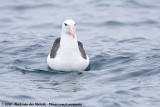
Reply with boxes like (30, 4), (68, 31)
(1, 0), (160, 107)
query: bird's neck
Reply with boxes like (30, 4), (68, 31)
(58, 33), (80, 59)
(60, 33), (78, 46)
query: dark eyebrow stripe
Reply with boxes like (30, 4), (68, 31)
(64, 23), (67, 26)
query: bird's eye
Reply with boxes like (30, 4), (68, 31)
(64, 23), (67, 26)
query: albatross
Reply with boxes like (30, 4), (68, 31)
(47, 19), (89, 71)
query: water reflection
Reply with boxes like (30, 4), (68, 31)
(60, 72), (83, 92)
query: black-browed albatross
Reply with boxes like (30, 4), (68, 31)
(47, 19), (89, 71)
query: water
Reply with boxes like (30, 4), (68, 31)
(1, 0), (160, 107)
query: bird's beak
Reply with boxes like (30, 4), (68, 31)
(69, 26), (75, 39)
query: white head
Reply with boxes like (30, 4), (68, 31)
(62, 19), (76, 39)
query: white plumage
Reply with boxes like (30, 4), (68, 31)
(47, 19), (89, 71)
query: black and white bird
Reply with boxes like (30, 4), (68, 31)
(47, 19), (89, 71)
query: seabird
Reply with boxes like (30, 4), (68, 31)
(47, 19), (89, 71)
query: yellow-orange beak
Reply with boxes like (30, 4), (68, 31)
(69, 26), (75, 38)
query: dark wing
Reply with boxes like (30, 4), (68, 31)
(78, 41), (87, 59)
(50, 37), (60, 58)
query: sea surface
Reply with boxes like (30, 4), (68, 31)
(1, 0), (160, 107)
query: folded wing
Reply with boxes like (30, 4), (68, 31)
(50, 37), (60, 58)
(78, 41), (87, 59)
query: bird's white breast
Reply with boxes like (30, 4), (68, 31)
(47, 35), (89, 71)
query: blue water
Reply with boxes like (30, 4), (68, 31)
(1, 0), (160, 107)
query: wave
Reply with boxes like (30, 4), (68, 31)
(103, 20), (159, 27)
(10, 65), (83, 75)
(0, 4), (57, 11)
(117, 37), (149, 43)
